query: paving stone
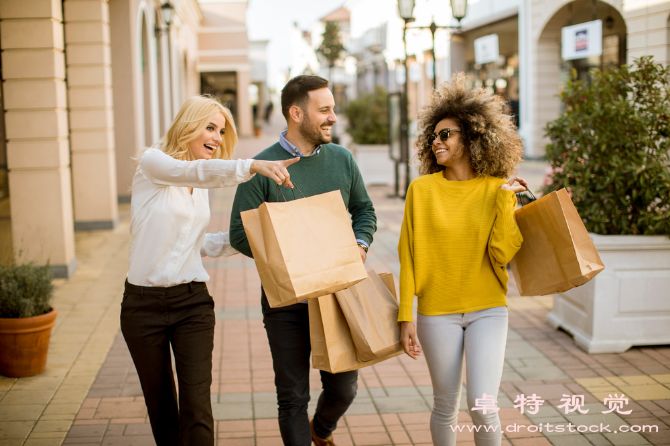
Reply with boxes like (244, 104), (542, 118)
(546, 435), (592, 445)
(602, 431), (651, 445)
(0, 405), (44, 421)
(100, 435), (156, 445)
(373, 395), (430, 414)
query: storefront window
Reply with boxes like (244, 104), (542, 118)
(461, 16), (520, 127)
(468, 52), (519, 126)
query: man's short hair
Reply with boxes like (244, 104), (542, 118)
(281, 75), (330, 119)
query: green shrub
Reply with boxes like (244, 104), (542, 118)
(542, 56), (670, 235)
(344, 86), (389, 145)
(0, 262), (53, 318)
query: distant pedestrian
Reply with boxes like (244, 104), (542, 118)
(398, 73), (525, 446)
(121, 95), (297, 446)
(264, 100), (274, 123)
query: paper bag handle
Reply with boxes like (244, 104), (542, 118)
(516, 187), (537, 207)
(275, 183), (306, 202)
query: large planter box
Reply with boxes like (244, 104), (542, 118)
(547, 234), (670, 354)
(350, 144), (394, 186)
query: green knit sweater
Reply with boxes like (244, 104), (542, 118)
(230, 142), (377, 258)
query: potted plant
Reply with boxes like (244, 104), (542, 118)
(542, 56), (670, 353)
(0, 261), (57, 376)
(343, 86), (393, 185)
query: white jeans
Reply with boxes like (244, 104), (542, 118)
(417, 306), (508, 446)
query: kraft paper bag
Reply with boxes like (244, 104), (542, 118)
(241, 190), (367, 308)
(309, 274), (403, 374)
(509, 188), (605, 296)
(369, 266), (397, 301)
(334, 270), (404, 361)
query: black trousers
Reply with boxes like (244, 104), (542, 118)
(120, 280), (215, 446)
(262, 288), (358, 446)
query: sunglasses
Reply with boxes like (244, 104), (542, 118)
(427, 128), (461, 145)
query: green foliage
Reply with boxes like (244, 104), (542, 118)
(0, 262), (53, 318)
(543, 56), (670, 235)
(317, 21), (345, 69)
(344, 87), (389, 145)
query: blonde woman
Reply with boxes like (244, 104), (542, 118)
(398, 74), (525, 446)
(121, 95), (298, 446)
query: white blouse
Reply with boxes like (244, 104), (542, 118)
(127, 148), (255, 287)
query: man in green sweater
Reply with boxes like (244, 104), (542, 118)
(229, 75), (377, 446)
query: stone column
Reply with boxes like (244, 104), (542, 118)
(236, 69), (253, 137)
(64, 0), (118, 230)
(0, 0), (77, 277)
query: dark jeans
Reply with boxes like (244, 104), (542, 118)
(262, 288), (358, 446)
(120, 280), (215, 446)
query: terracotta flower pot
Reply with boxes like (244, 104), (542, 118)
(0, 308), (57, 377)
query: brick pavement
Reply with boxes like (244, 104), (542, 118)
(1, 124), (669, 446)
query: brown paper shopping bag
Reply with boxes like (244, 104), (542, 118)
(509, 188), (605, 296)
(334, 270), (404, 361)
(370, 266), (397, 301)
(309, 294), (403, 374)
(241, 190), (367, 308)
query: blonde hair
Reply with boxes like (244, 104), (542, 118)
(138, 95), (238, 166)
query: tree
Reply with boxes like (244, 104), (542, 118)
(344, 87), (389, 145)
(317, 21), (345, 81)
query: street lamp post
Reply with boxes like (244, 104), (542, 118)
(409, 1), (467, 90)
(156, 2), (175, 115)
(396, 0), (468, 195)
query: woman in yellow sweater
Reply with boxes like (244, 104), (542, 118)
(398, 74), (525, 446)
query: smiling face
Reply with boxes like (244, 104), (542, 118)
(188, 112), (226, 160)
(298, 87), (337, 146)
(432, 118), (466, 168)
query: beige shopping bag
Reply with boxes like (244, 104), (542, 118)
(334, 271), (403, 361)
(509, 188), (605, 296)
(309, 294), (403, 374)
(241, 190), (367, 308)
(371, 267), (397, 301)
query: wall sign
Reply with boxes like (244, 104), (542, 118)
(562, 20), (602, 61)
(395, 66), (406, 85)
(474, 34), (499, 65)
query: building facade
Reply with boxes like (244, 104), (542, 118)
(345, 0), (670, 158)
(0, 0), (255, 277)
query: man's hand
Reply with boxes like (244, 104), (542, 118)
(499, 176), (529, 193)
(250, 158), (300, 188)
(400, 322), (421, 360)
(359, 246), (367, 263)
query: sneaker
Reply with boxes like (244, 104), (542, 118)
(310, 420), (335, 446)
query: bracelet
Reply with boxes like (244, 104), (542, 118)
(357, 242), (368, 253)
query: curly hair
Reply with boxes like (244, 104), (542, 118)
(415, 73), (523, 178)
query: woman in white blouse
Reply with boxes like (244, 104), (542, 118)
(121, 95), (297, 446)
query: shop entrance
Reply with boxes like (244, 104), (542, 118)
(201, 72), (238, 124)
(557, 1), (627, 88)
(459, 16), (520, 126)
(531, 0), (627, 156)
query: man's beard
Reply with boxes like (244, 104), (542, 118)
(299, 114), (333, 147)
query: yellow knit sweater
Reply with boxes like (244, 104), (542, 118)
(397, 173), (523, 322)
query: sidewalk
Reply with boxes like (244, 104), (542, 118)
(1, 120), (669, 446)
